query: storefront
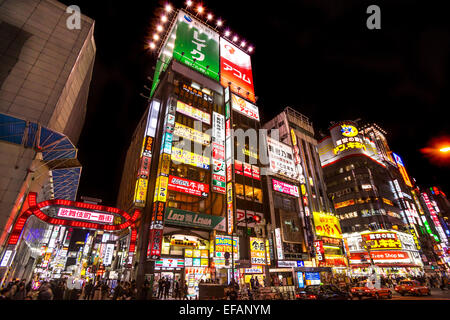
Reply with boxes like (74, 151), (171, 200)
(154, 232), (212, 298)
(345, 230), (424, 277)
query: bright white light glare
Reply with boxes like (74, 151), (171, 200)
(248, 46), (253, 52)
(233, 36), (238, 42)
(157, 25), (163, 32)
(241, 41), (246, 47)
(225, 30), (230, 37)
(165, 4), (172, 12)
(186, 0), (193, 6)
(153, 34), (159, 41)
(217, 19), (223, 27)
(207, 13), (213, 20)
(161, 15), (168, 23)
(197, 6), (204, 13)
(149, 42), (156, 49)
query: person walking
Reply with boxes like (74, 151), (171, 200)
(183, 281), (189, 300)
(84, 280), (93, 300)
(101, 281), (110, 300)
(112, 281), (124, 300)
(250, 276), (255, 291)
(12, 282), (26, 300)
(38, 282), (53, 300)
(163, 278), (170, 299)
(174, 279), (181, 300)
(158, 277), (164, 299)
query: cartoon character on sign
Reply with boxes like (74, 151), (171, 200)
(340, 125), (358, 137)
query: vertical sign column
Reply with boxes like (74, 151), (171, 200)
(224, 87), (234, 235)
(212, 112), (226, 194)
(147, 98), (176, 260)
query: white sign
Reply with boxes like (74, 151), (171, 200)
(103, 244), (115, 266)
(212, 112), (225, 144)
(231, 93), (260, 121)
(0, 250), (14, 267)
(57, 208), (114, 224)
(274, 228), (284, 260)
(277, 260), (297, 268)
(267, 137), (299, 180)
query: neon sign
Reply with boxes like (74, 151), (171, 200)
(168, 175), (209, 197)
(272, 179), (300, 197)
(57, 208), (114, 224)
(340, 125), (358, 137)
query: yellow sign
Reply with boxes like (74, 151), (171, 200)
(154, 176), (168, 202)
(160, 153), (171, 176)
(313, 212), (342, 239)
(174, 122), (210, 145)
(382, 198), (393, 206)
(176, 100), (211, 124)
(333, 141), (366, 155)
(291, 129), (297, 146)
(340, 125), (358, 137)
(250, 237), (266, 265)
(133, 178), (148, 206)
(171, 146), (210, 169)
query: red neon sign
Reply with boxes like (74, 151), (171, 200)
(7, 192), (140, 245)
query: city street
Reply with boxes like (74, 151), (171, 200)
(391, 288), (450, 300)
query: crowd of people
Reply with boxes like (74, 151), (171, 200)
(349, 273), (449, 290)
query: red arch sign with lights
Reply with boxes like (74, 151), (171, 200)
(8, 192), (140, 254)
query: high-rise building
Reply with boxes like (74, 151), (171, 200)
(116, 7), (267, 295)
(0, 0), (95, 281)
(318, 121), (424, 277)
(263, 107), (347, 285)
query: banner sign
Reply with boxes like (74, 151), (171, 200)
(312, 212), (343, 239)
(314, 240), (325, 262)
(272, 179), (300, 197)
(171, 146), (210, 169)
(250, 237), (266, 265)
(361, 232), (402, 250)
(165, 207), (226, 231)
(168, 175), (209, 197)
(231, 93), (259, 121)
(173, 11), (220, 80)
(176, 100), (211, 124)
(267, 137), (299, 180)
(57, 208), (114, 224)
(220, 37), (255, 103)
(174, 122), (210, 145)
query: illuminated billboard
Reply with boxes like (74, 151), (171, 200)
(360, 232), (402, 250)
(176, 100), (211, 124)
(168, 175), (209, 197)
(174, 122), (210, 145)
(250, 237), (266, 265)
(318, 121), (382, 167)
(392, 152), (413, 187)
(57, 208), (114, 224)
(231, 93), (260, 121)
(220, 37), (255, 103)
(312, 212), (342, 239)
(171, 146), (210, 169)
(272, 179), (300, 197)
(267, 137), (299, 180)
(173, 11), (220, 80)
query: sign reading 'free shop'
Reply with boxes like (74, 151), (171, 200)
(164, 207), (226, 231)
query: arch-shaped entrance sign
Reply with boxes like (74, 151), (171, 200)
(7, 192), (140, 256)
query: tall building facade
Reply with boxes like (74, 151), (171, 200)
(116, 8), (268, 297)
(318, 121), (425, 277)
(0, 0), (95, 282)
(263, 107), (346, 287)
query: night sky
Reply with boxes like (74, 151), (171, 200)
(60, 0), (449, 206)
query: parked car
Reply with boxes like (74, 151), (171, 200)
(395, 280), (431, 296)
(351, 281), (392, 299)
(296, 285), (352, 300)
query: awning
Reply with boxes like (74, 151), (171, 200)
(0, 113), (81, 201)
(350, 263), (422, 268)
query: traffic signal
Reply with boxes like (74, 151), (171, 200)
(247, 215), (261, 223)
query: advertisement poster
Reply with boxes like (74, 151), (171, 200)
(168, 175), (209, 197)
(312, 212), (343, 239)
(220, 37), (255, 102)
(272, 179), (300, 197)
(173, 11), (220, 80)
(230, 93), (260, 121)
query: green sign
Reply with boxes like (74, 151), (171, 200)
(165, 207), (225, 231)
(173, 11), (219, 81)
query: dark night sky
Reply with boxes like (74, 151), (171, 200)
(61, 0), (449, 206)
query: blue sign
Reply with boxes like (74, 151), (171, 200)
(305, 272), (321, 285)
(296, 260), (305, 267)
(297, 272), (304, 288)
